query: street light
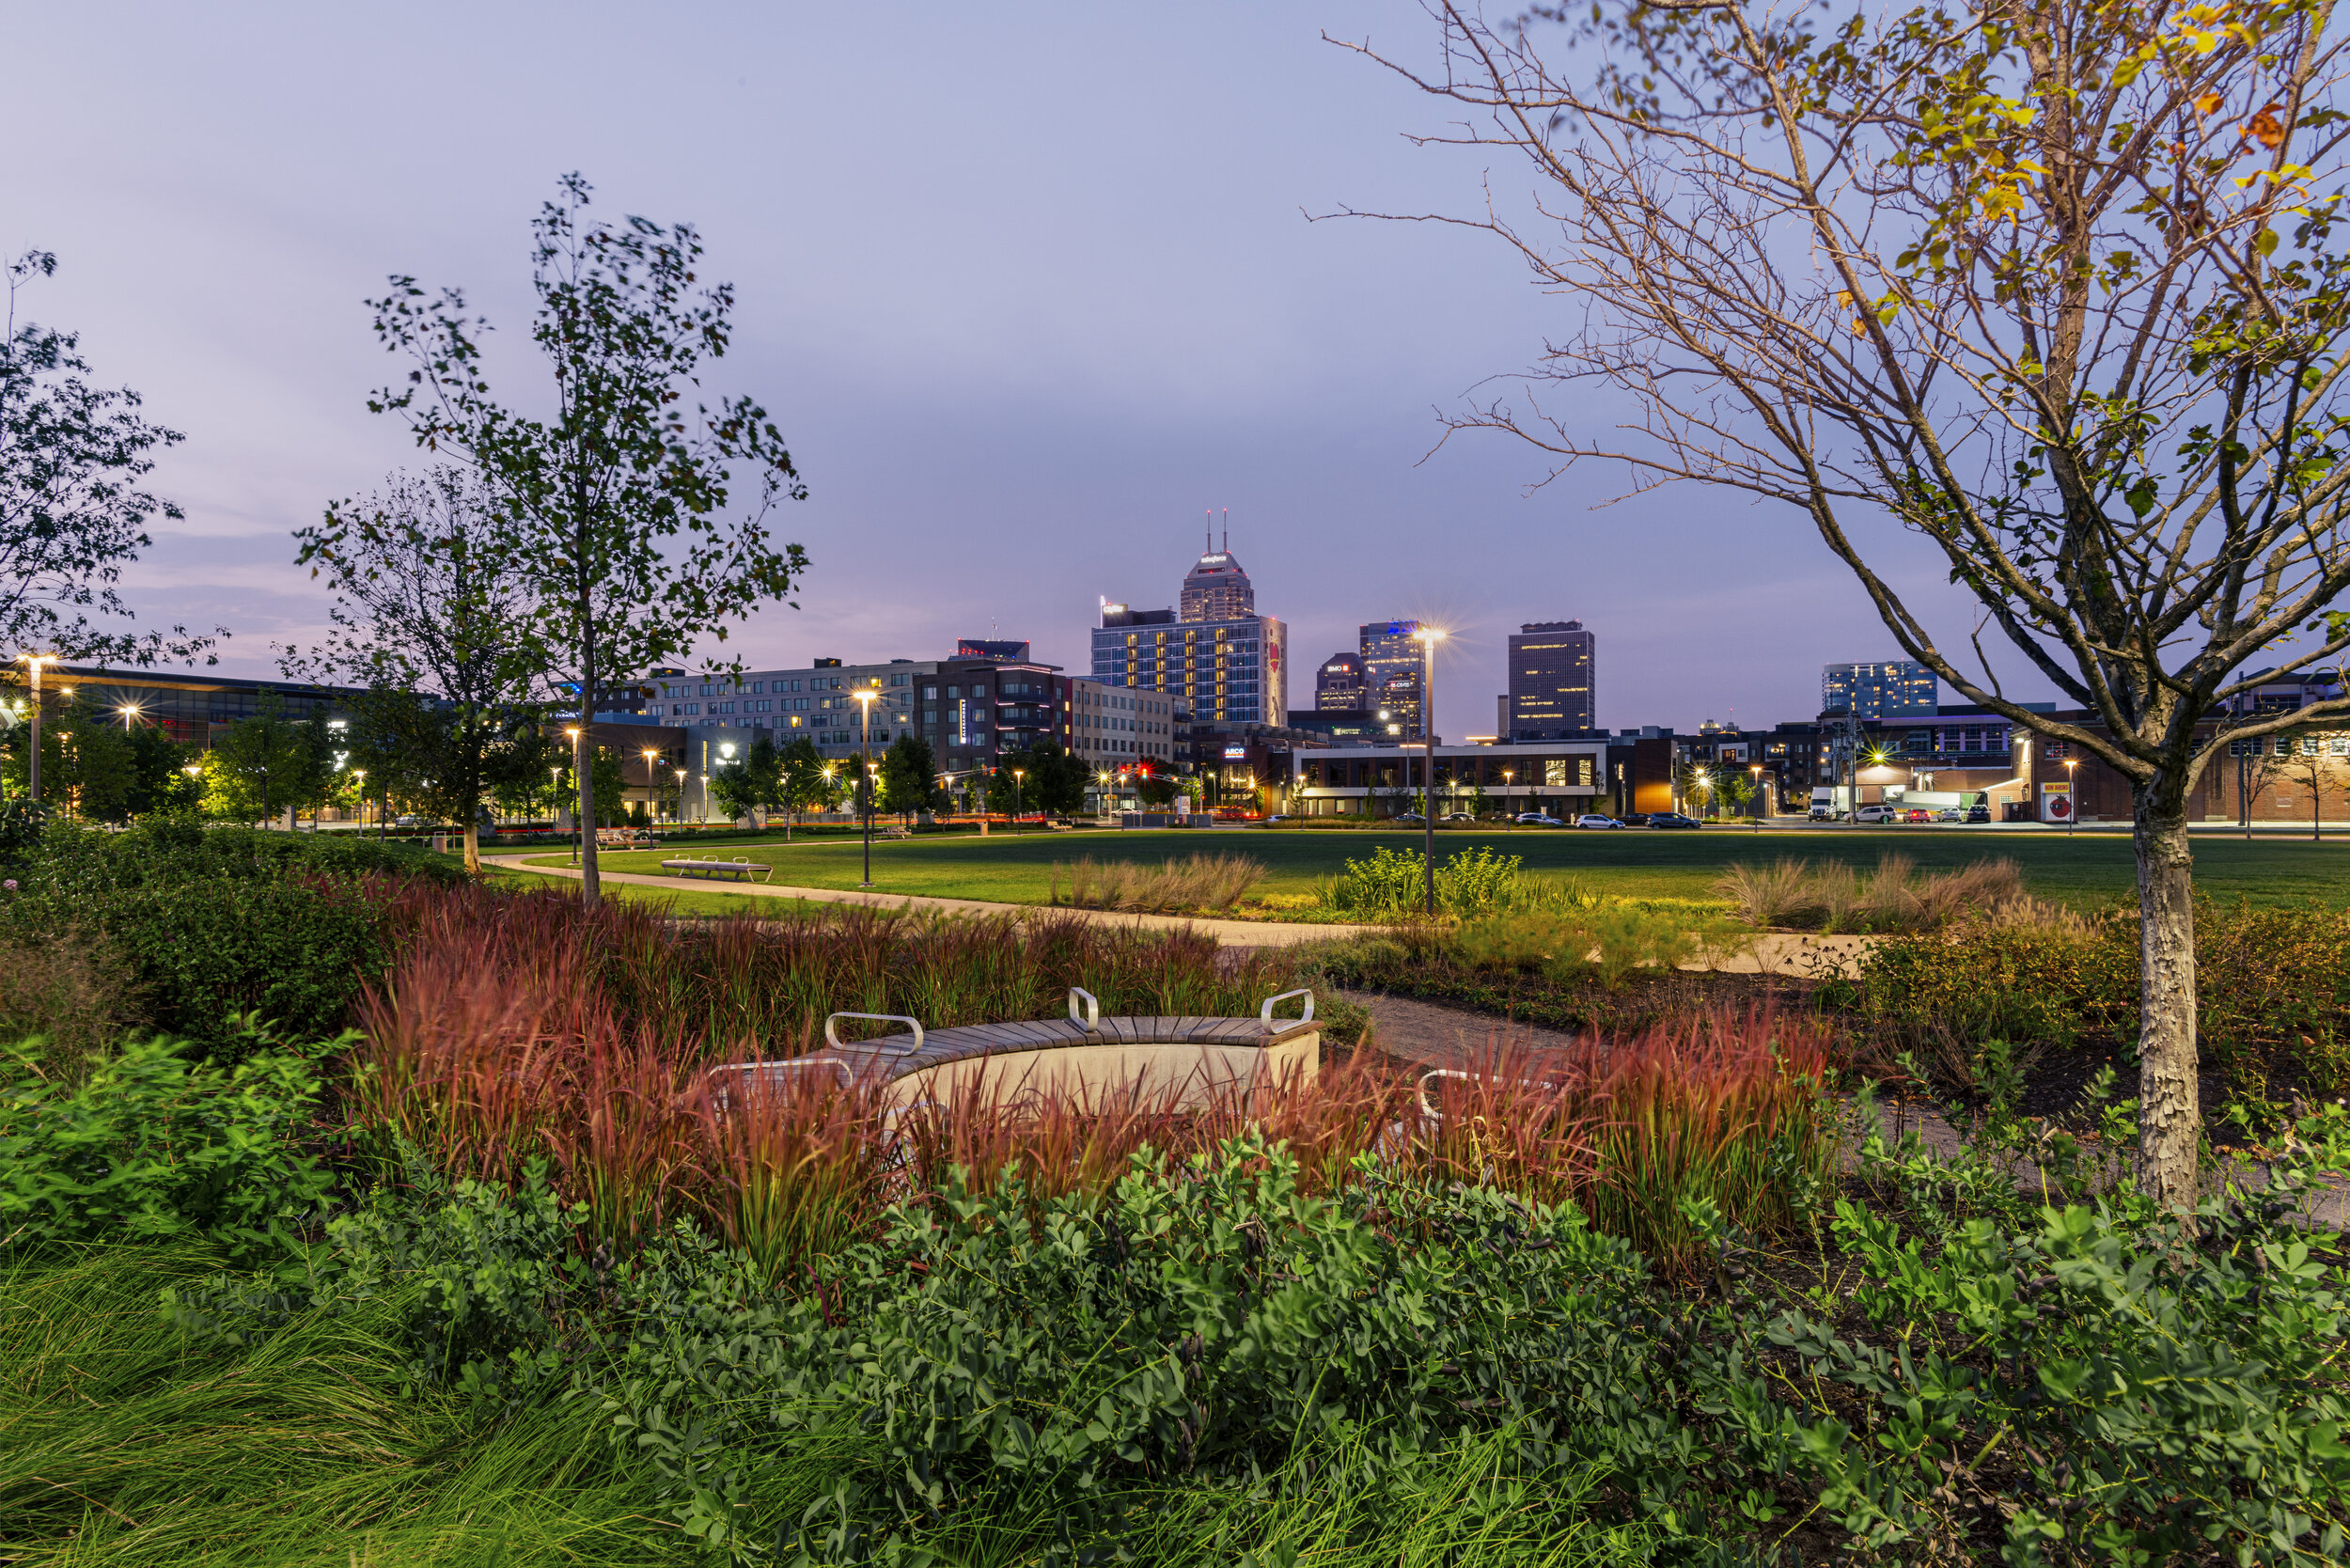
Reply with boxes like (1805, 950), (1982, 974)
(1501, 769), (1514, 830)
(852, 688), (878, 886)
(2064, 758), (2078, 835)
(641, 748), (659, 825)
(1412, 627), (1447, 916)
(17, 654), (54, 803)
(1011, 768), (1026, 833)
(1751, 764), (1763, 834)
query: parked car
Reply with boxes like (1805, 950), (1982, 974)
(1617, 812), (1653, 827)
(1513, 812), (1565, 826)
(1966, 803), (1992, 823)
(1935, 807), (1963, 823)
(1392, 811), (1426, 824)
(1648, 811), (1701, 829)
(1855, 803), (1899, 823)
(1903, 807), (1934, 823)
(1574, 813), (1623, 829)
(1441, 810), (1477, 823)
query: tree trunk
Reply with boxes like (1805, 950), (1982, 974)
(462, 823), (481, 875)
(2133, 778), (2201, 1213)
(576, 714), (601, 902)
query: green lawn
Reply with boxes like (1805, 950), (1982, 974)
(481, 867), (792, 919)
(517, 824), (2350, 912)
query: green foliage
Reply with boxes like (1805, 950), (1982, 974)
(708, 732), (779, 823)
(1450, 905), (1747, 990)
(878, 731), (938, 820)
(1857, 900), (2350, 1095)
(594, 1145), (1686, 1561)
(167, 1154), (589, 1409)
(0, 1029), (335, 1263)
(0, 819), (461, 1049)
(201, 697), (336, 823)
(0, 248), (214, 665)
(352, 174), (809, 869)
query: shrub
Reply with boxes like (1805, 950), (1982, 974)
(0, 1029), (336, 1262)
(0, 820), (462, 1053)
(1715, 853), (2026, 932)
(0, 921), (144, 1076)
(1450, 904), (1751, 989)
(1050, 852), (1265, 912)
(1857, 899), (2350, 1098)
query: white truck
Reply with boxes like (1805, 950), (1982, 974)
(1808, 786), (1854, 820)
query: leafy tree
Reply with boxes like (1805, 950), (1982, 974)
(984, 743), (1087, 817)
(1351, 0), (2350, 1200)
(344, 692), (553, 848)
(202, 699), (329, 826)
(709, 732), (780, 825)
(880, 733), (940, 823)
(1136, 772), (1180, 808)
(0, 698), (134, 820)
(122, 719), (200, 818)
(288, 469), (548, 871)
(355, 174), (809, 901)
(0, 251), (217, 666)
(776, 734), (834, 834)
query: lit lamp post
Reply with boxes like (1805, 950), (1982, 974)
(1501, 769), (1514, 829)
(1011, 768), (1026, 833)
(1098, 770), (1112, 820)
(1413, 627), (1447, 916)
(1751, 764), (1763, 834)
(2064, 758), (2078, 836)
(853, 688), (878, 886)
(17, 654), (54, 803)
(642, 749), (659, 828)
(351, 769), (365, 834)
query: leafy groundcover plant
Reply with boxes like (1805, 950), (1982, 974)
(126, 1100), (2350, 1567)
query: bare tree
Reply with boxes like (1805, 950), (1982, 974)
(1339, 0), (2350, 1205)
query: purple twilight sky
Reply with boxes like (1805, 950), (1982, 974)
(8, 1), (2011, 733)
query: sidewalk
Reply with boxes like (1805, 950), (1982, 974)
(482, 854), (1371, 948)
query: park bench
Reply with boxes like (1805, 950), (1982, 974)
(708, 987), (1321, 1114)
(659, 856), (775, 883)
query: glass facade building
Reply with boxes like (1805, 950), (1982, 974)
(1822, 660), (1939, 719)
(1507, 619), (1595, 737)
(1358, 619), (1425, 736)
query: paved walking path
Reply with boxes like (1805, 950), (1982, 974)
(482, 854), (1371, 948)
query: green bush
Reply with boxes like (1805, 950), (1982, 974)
(1856, 900), (2350, 1097)
(148, 1105), (2350, 1564)
(0, 1030), (335, 1263)
(0, 819), (462, 1051)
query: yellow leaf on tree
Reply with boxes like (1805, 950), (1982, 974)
(2193, 91), (2223, 115)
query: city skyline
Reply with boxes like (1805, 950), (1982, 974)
(7, 2), (2039, 734)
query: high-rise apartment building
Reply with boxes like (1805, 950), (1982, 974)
(1822, 660), (1938, 719)
(1316, 651), (1366, 711)
(1358, 619), (1425, 736)
(1507, 619), (1596, 738)
(1091, 544), (1288, 727)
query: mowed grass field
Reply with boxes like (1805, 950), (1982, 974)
(514, 825), (2350, 912)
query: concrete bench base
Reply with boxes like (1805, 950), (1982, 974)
(714, 997), (1321, 1114)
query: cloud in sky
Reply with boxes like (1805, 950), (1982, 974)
(9, 1), (2004, 729)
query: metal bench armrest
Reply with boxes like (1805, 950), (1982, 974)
(825, 1011), (925, 1051)
(1259, 988), (1314, 1025)
(1068, 987), (1100, 1032)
